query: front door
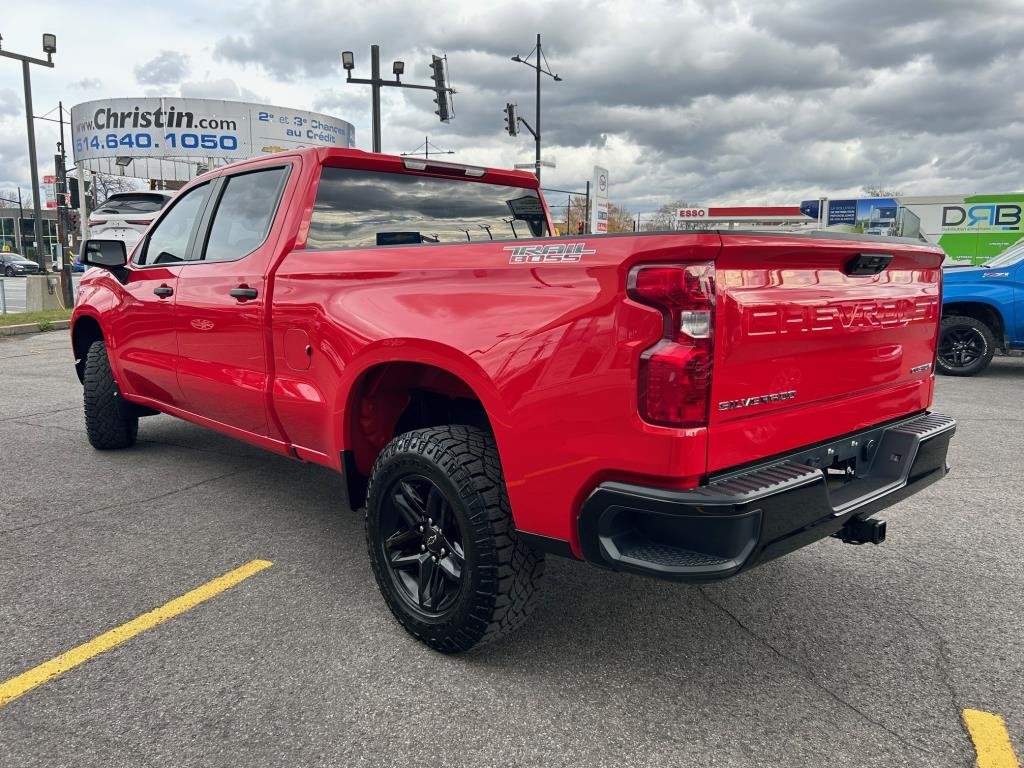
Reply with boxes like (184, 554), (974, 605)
(115, 182), (211, 407)
(174, 165), (291, 436)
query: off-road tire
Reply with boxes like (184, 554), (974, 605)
(936, 315), (996, 377)
(83, 340), (138, 449)
(365, 425), (544, 653)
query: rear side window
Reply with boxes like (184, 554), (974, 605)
(137, 183), (209, 265)
(201, 167), (288, 263)
(305, 167), (549, 249)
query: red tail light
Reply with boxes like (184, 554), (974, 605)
(89, 219), (108, 225)
(627, 263), (715, 427)
(126, 219), (153, 225)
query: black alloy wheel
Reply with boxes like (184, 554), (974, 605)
(378, 474), (466, 616)
(365, 425), (545, 652)
(4, 266), (13, 277)
(938, 327), (984, 367)
(936, 315), (996, 377)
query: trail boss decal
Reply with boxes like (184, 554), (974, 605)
(505, 242), (596, 264)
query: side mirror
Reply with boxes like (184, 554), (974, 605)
(80, 239), (127, 269)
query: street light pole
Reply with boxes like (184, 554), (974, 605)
(535, 34), (541, 182)
(343, 45), (455, 154)
(0, 33), (56, 271)
(21, 60), (45, 267)
(370, 44), (382, 153)
(508, 33), (561, 183)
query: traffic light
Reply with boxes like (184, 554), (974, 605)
(430, 55), (452, 123)
(504, 103), (518, 136)
(68, 210), (80, 231)
(68, 176), (92, 210)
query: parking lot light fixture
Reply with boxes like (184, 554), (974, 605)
(342, 51), (355, 70)
(0, 32), (56, 270)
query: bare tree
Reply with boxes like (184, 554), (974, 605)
(645, 199), (693, 230)
(92, 174), (140, 206)
(557, 196), (639, 234)
(606, 201), (635, 233)
(560, 195), (590, 235)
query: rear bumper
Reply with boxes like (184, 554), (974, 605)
(578, 411), (955, 581)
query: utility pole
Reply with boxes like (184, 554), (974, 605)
(77, 164), (90, 243)
(0, 32), (57, 271)
(342, 46), (455, 153)
(17, 188), (25, 248)
(508, 34), (561, 182)
(55, 100), (73, 305)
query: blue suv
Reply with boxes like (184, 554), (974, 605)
(940, 242), (1024, 376)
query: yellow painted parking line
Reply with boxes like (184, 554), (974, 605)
(964, 709), (1020, 768)
(0, 559), (273, 709)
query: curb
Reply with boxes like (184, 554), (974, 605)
(0, 319), (71, 337)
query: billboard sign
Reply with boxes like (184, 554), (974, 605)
(899, 195), (1024, 264)
(70, 98), (355, 169)
(826, 199), (857, 226)
(801, 197), (899, 233)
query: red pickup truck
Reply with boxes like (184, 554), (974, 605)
(72, 148), (955, 652)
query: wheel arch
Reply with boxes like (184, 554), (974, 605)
(339, 346), (510, 510)
(71, 314), (105, 383)
(942, 301), (1005, 346)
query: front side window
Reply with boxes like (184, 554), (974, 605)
(306, 167), (549, 249)
(137, 184), (209, 266)
(201, 167), (288, 263)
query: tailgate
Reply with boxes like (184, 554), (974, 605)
(707, 233), (943, 473)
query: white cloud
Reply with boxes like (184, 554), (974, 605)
(0, 0), (1021, 211)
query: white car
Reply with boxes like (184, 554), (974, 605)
(89, 191), (175, 248)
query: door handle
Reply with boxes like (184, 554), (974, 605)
(229, 286), (259, 301)
(153, 285), (174, 297)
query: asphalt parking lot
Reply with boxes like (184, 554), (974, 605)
(0, 330), (1021, 767)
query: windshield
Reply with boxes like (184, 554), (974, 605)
(982, 242), (1024, 268)
(94, 193), (169, 215)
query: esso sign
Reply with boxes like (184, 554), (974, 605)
(677, 208), (707, 219)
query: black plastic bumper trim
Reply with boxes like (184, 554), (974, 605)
(517, 531), (575, 559)
(578, 411), (955, 582)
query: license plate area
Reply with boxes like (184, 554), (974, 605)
(711, 414), (932, 516)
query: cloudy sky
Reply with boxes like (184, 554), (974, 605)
(1, 0), (1022, 213)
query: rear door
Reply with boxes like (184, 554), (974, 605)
(114, 182), (211, 407)
(707, 233), (944, 472)
(174, 164), (291, 436)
